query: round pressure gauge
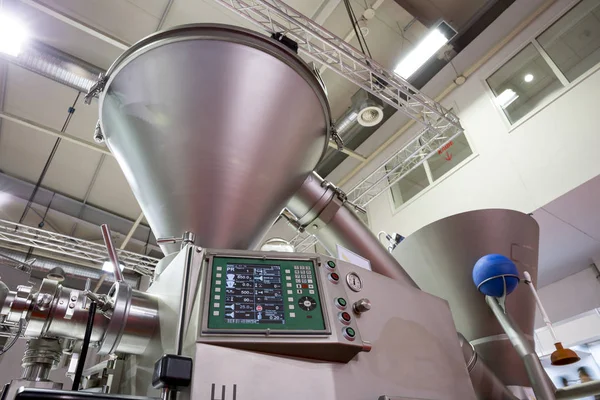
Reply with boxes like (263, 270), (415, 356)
(346, 272), (363, 292)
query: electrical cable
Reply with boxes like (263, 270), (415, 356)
(18, 92), (81, 225)
(71, 301), (97, 391)
(0, 318), (25, 356)
(343, 0), (372, 59)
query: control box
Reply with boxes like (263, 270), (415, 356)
(196, 249), (367, 362)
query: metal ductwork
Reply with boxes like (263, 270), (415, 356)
(0, 40), (103, 94)
(0, 247), (140, 290)
(97, 25), (332, 254)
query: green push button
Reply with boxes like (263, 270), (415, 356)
(344, 327), (356, 340)
(336, 298), (347, 308)
(327, 260), (336, 269)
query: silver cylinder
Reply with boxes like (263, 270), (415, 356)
(98, 282), (158, 355)
(21, 338), (61, 382)
(287, 172), (417, 287)
(99, 24), (331, 255)
(458, 333), (518, 400)
(393, 209), (539, 387)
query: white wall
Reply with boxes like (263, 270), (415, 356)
(360, 0), (600, 241)
(535, 267), (600, 328)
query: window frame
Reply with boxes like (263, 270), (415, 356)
(485, 0), (600, 129)
(386, 129), (479, 215)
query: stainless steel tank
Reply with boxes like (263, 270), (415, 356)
(392, 209), (539, 387)
(99, 25), (331, 254)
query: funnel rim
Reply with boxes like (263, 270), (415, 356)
(100, 24), (332, 163)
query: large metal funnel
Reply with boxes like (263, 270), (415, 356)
(98, 25), (331, 254)
(392, 209), (539, 387)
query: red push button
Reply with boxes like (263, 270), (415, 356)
(329, 272), (340, 283)
(338, 311), (351, 325)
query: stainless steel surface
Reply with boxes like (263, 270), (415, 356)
(352, 298), (371, 314)
(98, 282), (158, 355)
(177, 246), (476, 400)
(555, 379), (600, 399)
(100, 224), (124, 283)
(0, 281), (8, 312)
(21, 338), (62, 382)
(458, 333), (519, 400)
(393, 209), (539, 386)
(487, 296), (556, 400)
(99, 24), (331, 255)
(287, 172), (417, 287)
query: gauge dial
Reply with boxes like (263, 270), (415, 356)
(346, 272), (363, 292)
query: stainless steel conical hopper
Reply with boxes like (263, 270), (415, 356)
(98, 25), (331, 254)
(392, 209), (539, 387)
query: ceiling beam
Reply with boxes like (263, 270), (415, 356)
(0, 172), (160, 252)
(0, 110), (111, 155)
(19, 0), (131, 50)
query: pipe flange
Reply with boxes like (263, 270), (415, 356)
(25, 279), (61, 337)
(6, 285), (33, 323)
(98, 282), (132, 355)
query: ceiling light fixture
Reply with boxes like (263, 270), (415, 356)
(102, 261), (125, 273)
(496, 89), (519, 109)
(357, 105), (384, 127)
(0, 12), (28, 56)
(524, 73), (534, 83)
(394, 28), (450, 79)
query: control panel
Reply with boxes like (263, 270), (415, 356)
(197, 249), (368, 362)
(205, 257), (326, 332)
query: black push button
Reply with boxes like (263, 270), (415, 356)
(152, 354), (193, 391)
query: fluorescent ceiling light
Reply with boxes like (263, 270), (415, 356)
(496, 89), (519, 109)
(524, 73), (534, 83)
(0, 191), (12, 207)
(0, 12), (28, 56)
(394, 28), (449, 79)
(102, 261), (125, 273)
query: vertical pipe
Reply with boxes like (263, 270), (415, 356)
(486, 296), (557, 400)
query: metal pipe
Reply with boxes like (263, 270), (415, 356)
(458, 333), (519, 400)
(100, 224), (124, 283)
(486, 296), (557, 400)
(287, 172), (417, 287)
(555, 380), (600, 399)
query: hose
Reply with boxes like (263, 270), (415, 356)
(71, 301), (97, 390)
(0, 318), (25, 356)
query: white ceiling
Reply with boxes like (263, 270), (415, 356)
(534, 174), (600, 287)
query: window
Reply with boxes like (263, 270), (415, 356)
(487, 44), (563, 124)
(389, 164), (429, 207)
(487, 0), (600, 125)
(537, 0), (600, 82)
(388, 131), (474, 209)
(428, 133), (473, 181)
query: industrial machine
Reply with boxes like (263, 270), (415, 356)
(2, 23), (599, 400)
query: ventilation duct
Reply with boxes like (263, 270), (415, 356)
(0, 39), (103, 94)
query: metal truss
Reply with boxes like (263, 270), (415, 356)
(213, 0), (463, 139)
(289, 121), (463, 252)
(0, 219), (159, 275)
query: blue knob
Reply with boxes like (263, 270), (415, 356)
(472, 254), (519, 297)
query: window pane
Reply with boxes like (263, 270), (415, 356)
(388, 164), (429, 208)
(487, 43), (563, 124)
(429, 133), (473, 181)
(537, 0), (600, 82)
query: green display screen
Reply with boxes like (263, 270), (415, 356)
(206, 257), (326, 331)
